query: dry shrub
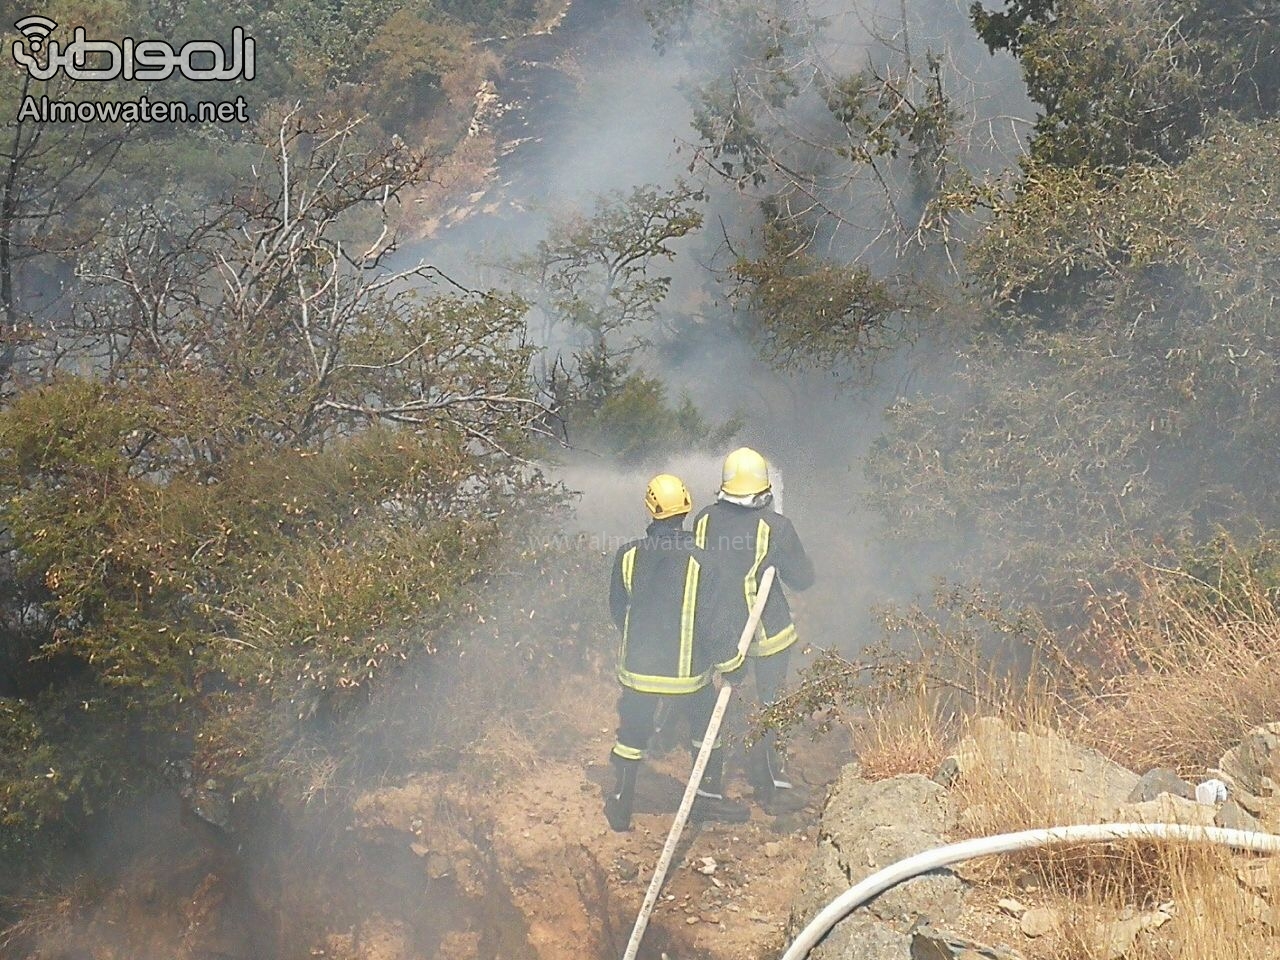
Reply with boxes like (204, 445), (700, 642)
(1019, 845), (1279, 960)
(851, 684), (957, 780)
(0, 874), (105, 957)
(1081, 555), (1280, 774)
(1147, 845), (1279, 960)
(952, 719), (1166, 894)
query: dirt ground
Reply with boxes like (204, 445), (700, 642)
(352, 672), (852, 960)
(1, 674), (850, 960)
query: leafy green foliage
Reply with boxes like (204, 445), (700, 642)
(511, 183), (740, 459)
(868, 120), (1280, 614)
(0, 117), (553, 862)
(515, 182), (706, 374)
(567, 371), (741, 463)
(971, 0), (1280, 168)
(671, 0), (989, 265)
(729, 213), (910, 371)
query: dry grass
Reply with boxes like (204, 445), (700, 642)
(949, 714), (1168, 896)
(851, 684), (957, 780)
(1013, 846), (1280, 960)
(0, 873), (106, 958)
(952, 717), (1280, 959)
(1079, 562), (1280, 774)
(921, 554), (1280, 959)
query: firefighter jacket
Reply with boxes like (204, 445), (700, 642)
(609, 520), (735, 696)
(692, 500), (814, 664)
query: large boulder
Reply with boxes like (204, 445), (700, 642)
(1126, 768), (1193, 803)
(1218, 723), (1280, 798)
(787, 771), (966, 960)
(936, 717), (1139, 821)
(1111, 793), (1216, 827)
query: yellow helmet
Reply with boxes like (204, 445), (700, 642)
(720, 447), (770, 497)
(644, 474), (692, 520)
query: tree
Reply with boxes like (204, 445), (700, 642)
(867, 120), (1280, 615)
(0, 111), (553, 865)
(727, 206), (916, 374)
(0, 2), (145, 385)
(507, 183), (742, 459)
(513, 182), (705, 385)
(970, 0), (1280, 168)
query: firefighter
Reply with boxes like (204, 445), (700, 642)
(693, 447), (815, 809)
(604, 474), (750, 832)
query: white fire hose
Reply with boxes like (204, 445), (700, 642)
(780, 822), (1280, 960)
(622, 566), (777, 960)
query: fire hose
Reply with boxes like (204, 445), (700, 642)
(621, 565), (777, 960)
(779, 822), (1280, 960)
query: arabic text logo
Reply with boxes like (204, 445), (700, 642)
(11, 17), (255, 82)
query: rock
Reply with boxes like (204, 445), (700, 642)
(940, 717), (1139, 820)
(1256, 902), (1280, 931)
(934, 756), (963, 788)
(1019, 907), (1061, 938)
(426, 852), (451, 880)
(911, 925), (1025, 960)
(1237, 859), (1275, 893)
(1127, 768), (1194, 803)
(1113, 794), (1216, 827)
(695, 856), (717, 875)
(614, 857), (639, 881)
(1215, 798), (1263, 832)
(997, 898), (1027, 918)
(1098, 915), (1146, 959)
(787, 772), (964, 960)
(1092, 909), (1175, 959)
(1219, 723), (1280, 796)
(763, 841), (785, 858)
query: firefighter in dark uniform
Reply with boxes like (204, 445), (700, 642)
(604, 474), (750, 832)
(693, 447), (815, 808)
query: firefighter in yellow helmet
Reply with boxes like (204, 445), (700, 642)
(604, 474), (749, 831)
(693, 447), (814, 809)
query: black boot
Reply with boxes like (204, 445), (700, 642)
(691, 789), (751, 824)
(763, 739), (794, 790)
(604, 755), (638, 832)
(690, 748), (749, 824)
(747, 738), (776, 805)
(750, 737), (807, 813)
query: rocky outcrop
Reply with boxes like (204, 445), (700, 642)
(786, 717), (1280, 960)
(1126, 768), (1193, 803)
(1217, 723), (1280, 797)
(1215, 722), (1280, 825)
(936, 717), (1140, 821)
(787, 771), (967, 960)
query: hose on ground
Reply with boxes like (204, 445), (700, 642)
(780, 822), (1280, 960)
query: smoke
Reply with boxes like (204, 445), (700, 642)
(393, 0), (1035, 658)
(1, 4), (1042, 956)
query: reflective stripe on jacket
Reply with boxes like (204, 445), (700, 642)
(609, 521), (734, 694)
(693, 501), (814, 660)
